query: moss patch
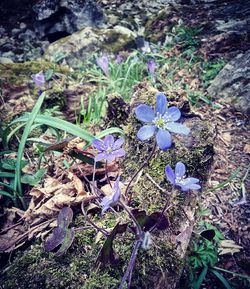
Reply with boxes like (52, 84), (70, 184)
(1, 85), (214, 289)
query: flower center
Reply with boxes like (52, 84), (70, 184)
(153, 113), (167, 129)
(106, 146), (113, 154)
(176, 176), (187, 185)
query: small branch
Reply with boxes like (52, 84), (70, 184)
(145, 173), (165, 193)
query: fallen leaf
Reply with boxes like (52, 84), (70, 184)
(243, 144), (250, 154)
(218, 240), (243, 255)
(68, 172), (88, 196)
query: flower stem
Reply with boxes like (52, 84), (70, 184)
(118, 240), (141, 289)
(119, 200), (143, 237)
(92, 160), (97, 196)
(105, 160), (112, 187)
(125, 140), (157, 201)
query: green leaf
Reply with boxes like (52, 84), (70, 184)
(14, 92), (46, 206)
(210, 269), (233, 289)
(193, 266), (208, 289)
(53, 52), (65, 63)
(21, 168), (46, 186)
(0, 181), (14, 191)
(0, 158), (28, 171)
(0, 190), (14, 198)
(11, 114), (94, 143)
(45, 69), (54, 81)
(11, 114), (124, 144)
(0, 172), (15, 178)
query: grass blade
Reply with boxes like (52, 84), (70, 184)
(14, 92), (46, 207)
(210, 269), (233, 289)
(193, 266), (208, 289)
(0, 172), (15, 178)
(11, 115), (124, 141)
(0, 190), (14, 199)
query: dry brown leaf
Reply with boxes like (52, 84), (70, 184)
(23, 176), (91, 222)
(69, 172), (88, 196)
(218, 239), (243, 255)
(222, 132), (231, 143)
(243, 144), (250, 154)
(101, 181), (126, 196)
(72, 161), (119, 177)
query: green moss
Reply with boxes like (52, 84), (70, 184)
(1, 85), (213, 289)
(144, 10), (173, 43)
(0, 61), (69, 85)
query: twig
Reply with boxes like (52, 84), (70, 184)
(145, 173), (165, 193)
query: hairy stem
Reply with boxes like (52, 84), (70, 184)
(105, 160), (112, 187)
(118, 240), (141, 289)
(119, 200), (143, 237)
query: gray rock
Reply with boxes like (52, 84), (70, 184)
(0, 57), (14, 64)
(18, 29), (37, 41)
(208, 50), (250, 115)
(44, 25), (137, 67)
(2, 51), (15, 59)
(19, 22), (27, 29)
(33, 0), (104, 41)
(0, 27), (6, 36)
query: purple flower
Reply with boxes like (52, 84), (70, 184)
(101, 177), (121, 214)
(92, 135), (125, 163)
(31, 71), (45, 87)
(96, 55), (109, 76)
(146, 60), (156, 75)
(141, 41), (151, 53)
(135, 93), (190, 150)
(115, 54), (124, 64)
(165, 162), (201, 191)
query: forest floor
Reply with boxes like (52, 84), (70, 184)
(0, 1), (249, 289)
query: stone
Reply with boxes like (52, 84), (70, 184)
(207, 50), (250, 115)
(44, 25), (137, 67)
(19, 22), (27, 29)
(0, 57), (14, 64)
(0, 27), (6, 36)
(32, 0), (105, 41)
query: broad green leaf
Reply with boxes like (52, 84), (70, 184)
(21, 168), (46, 186)
(45, 69), (54, 81)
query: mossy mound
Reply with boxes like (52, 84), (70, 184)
(0, 61), (70, 124)
(0, 61), (68, 85)
(0, 85), (214, 289)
